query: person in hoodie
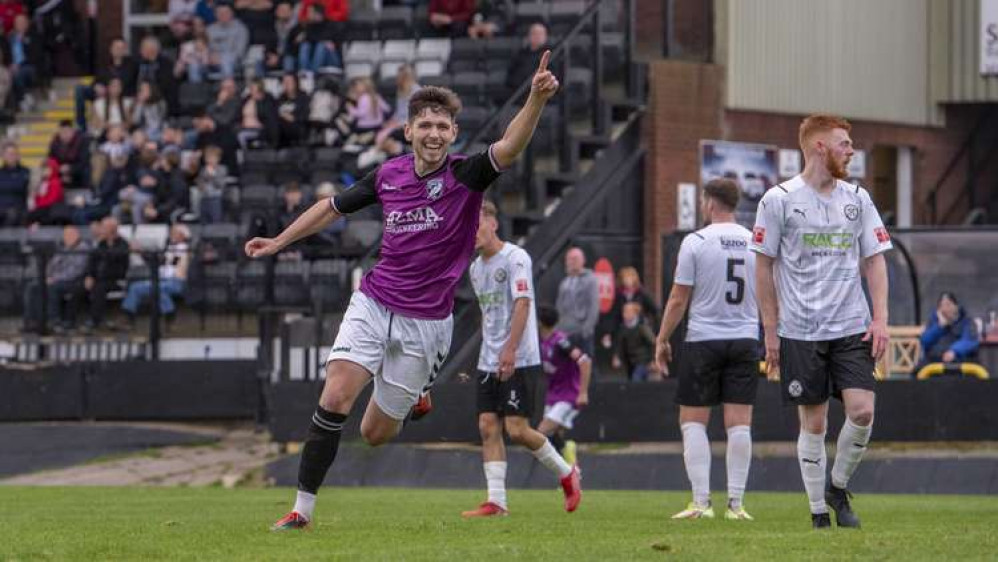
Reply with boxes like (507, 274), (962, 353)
(205, 3), (249, 79)
(555, 247), (600, 357)
(913, 292), (981, 377)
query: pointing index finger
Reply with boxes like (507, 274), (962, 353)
(537, 50), (550, 73)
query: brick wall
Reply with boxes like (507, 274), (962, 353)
(642, 60), (724, 298)
(642, 63), (988, 297)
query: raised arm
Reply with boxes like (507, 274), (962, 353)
(491, 50), (560, 169)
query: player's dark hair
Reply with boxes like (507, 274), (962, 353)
(537, 305), (559, 328)
(703, 178), (740, 211)
(408, 86), (462, 122)
(938, 291), (959, 306)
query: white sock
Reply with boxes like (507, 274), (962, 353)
(831, 418), (872, 489)
(725, 425), (752, 509)
(797, 431), (828, 514)
(681, 422), (711, 506)
(483, 461), (508, 509)
(293, 490), (316, 520)
(530, 440), (573, 478)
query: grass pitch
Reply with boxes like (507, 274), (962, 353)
(1, 487), (996, 561)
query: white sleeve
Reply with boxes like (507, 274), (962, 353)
(750, 191), (782, 257)
(509, 249), (534, 300)
(857, 188), (893, 258)
(673, 235), (698, 287)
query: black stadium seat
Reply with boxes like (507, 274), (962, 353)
(378, 6), (414, 40)
(452, 71), (487, 106)
(179, 82), (214, 116)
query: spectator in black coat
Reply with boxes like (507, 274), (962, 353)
(23, 224), (90, 332)
(207, 77), (240, 128)
(276, 73), (309, 147)
(75, 38), (136, 130)
(48, 120), (91, 190)
(237, 80), (280, 149)
(135, 36), (179, 116)
(82, 215), (131, 331)
(507, 22), (550, 90)
(193, 110), (241, 172)
(0, 141), (29, 225)
(6, 13), (45, 111)
(148, 150), (190, 224)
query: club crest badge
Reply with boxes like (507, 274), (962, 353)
(426, 178), (444, 201)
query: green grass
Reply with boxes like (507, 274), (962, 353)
(1, 487), (996, 561)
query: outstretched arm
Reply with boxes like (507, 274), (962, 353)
(245, 199), (342, 258)
(491, 50), (560, 169)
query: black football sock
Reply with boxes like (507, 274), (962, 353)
(549, 432), (566, 455)
(297, 406), (348, 494)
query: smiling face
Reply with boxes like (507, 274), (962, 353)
(405, 108), (457, 171)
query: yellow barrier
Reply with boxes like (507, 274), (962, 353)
(915, 362), (990, 380)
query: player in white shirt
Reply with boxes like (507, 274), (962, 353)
(655, 178), (759, 522)
(752, 114), (891, 530)
(462, 200), (581, 518)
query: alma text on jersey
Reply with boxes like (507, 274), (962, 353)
(385, 206), (444, 234)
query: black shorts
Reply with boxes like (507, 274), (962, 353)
(779, 334), (876, 405)
(476, 366), (539, 417)
(675, 339), (760, 407)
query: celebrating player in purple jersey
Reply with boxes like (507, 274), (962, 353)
(247, 51), (560, 531)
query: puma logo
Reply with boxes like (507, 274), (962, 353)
(793, 208), (807, 220)
(801, 458), (821, 466)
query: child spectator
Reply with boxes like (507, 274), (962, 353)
(613, 301), (661, 381)
(195, 144), (228, 222)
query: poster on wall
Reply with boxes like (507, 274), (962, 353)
(699, 140), (779, 228)
(983, 0), (998, 75)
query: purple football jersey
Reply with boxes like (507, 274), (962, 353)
(345, 149), (499, 319)
(541, 330), (581, 405)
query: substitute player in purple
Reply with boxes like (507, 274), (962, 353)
(246, 52), (561, 531)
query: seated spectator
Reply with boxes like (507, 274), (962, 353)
(131, 81), (168, 141)
(97, 123), (132, 163)
(122, 223), (191, 326)
(428, 0), (475, 38)
(277, 181), (306, 230)
(296, 0), (347, 23)
(276, 73), (309, 147)
(508, 23), (550, 89)
(76, 38), (135, 130)
(467, 2), (500, 39)
(25, 157), (69, 225)
(82, 215), (130, 331)
(0, 141), (29, 225)
(347, 77), (390, 136)
(170, 0), (199, 23)
(48, 120), (90, 190)
(307, 75), (349, 146)
(271, 1), (297, 67)
(115, 148), (162, 225)
(147, 150), (190, 224)
(23, 224), (90, 332)
(376, 64), (419, 156)
(612, 301), (661, 381)
(193, 110), (240, 172)
(135, 36), (178, 116)
(603, 266), (659, 350)
(235, 0), (277, 46)
(6, 13), (44, 111)
(90, 78), (133, 140)
(237, 80), (279, 149)
(175, 19), (211, 83)
(194, 144), (228, 222)
(0, 0), (24, 35)
(206, 77), (240, 128)
(72, 152), (134, 225)
(311, 181), (345, 247)
(289, 2), (342, 73)
(913, 292), (981, 376)
(206, 3), (249, 79)
(196, 0), (217, 24)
